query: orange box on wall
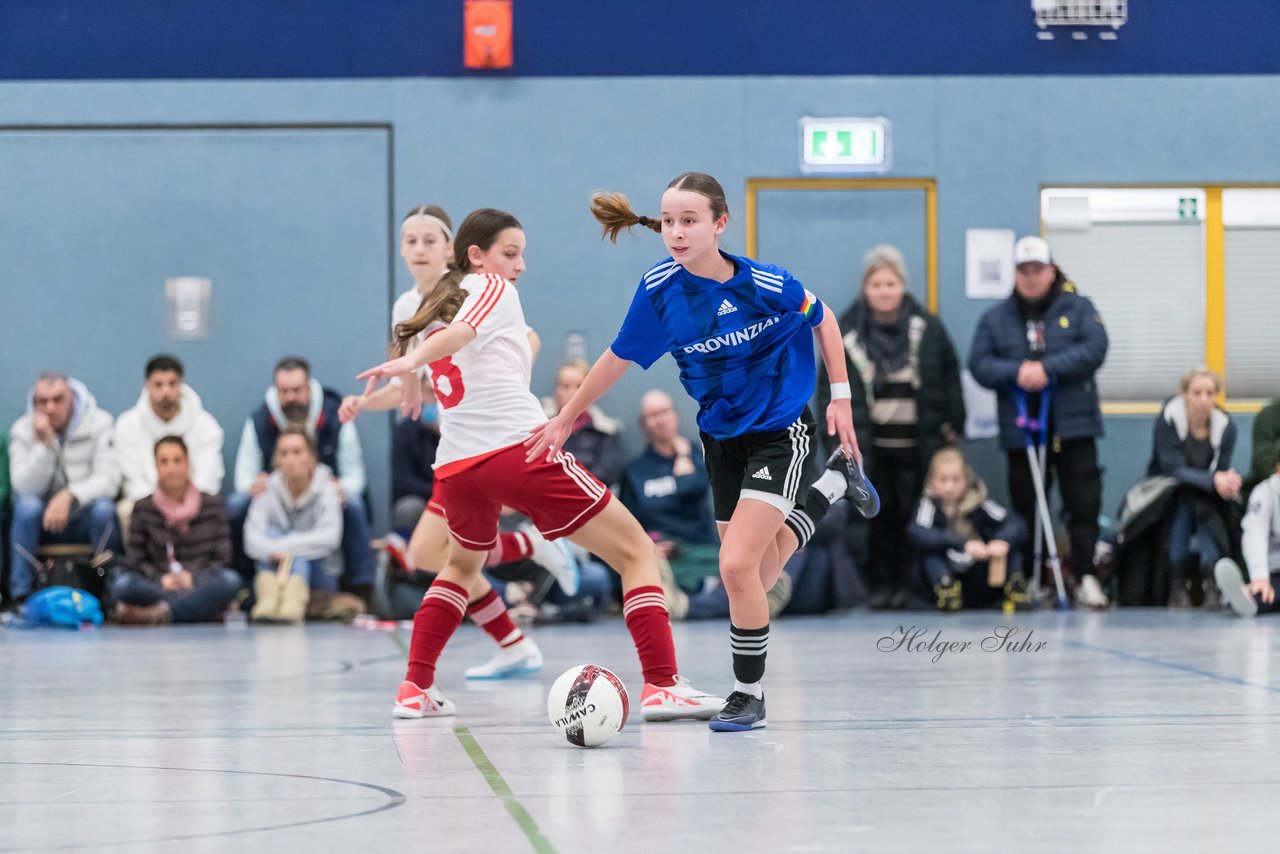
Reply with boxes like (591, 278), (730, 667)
(464, 0), (513, 69)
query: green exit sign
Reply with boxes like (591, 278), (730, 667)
(801, 117), (890, 172)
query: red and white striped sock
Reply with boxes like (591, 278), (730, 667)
(486, 531), (533, 567)
(622, 585), (678, 688)
(405, 579), (468, 688)
(467, 588), (524, 648)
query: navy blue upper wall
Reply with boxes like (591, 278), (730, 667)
(3, 1), (1278, 79)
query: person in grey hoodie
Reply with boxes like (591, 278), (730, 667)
(243, 425), (343, 622)
(8, 373), (121, 601)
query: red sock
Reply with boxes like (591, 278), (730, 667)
(467, 589), (524, 648)
(622, 585), (678, 687)
(405, 579), (469, 688)
(486, 531), (532, 566)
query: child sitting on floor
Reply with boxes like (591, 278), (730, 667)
(908, 449), (1028, 611)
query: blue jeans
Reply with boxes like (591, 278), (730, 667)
(9, 493), (120, 600)
(1167, 496), (1221, 570)
(229, 490), (373, 589)
(112, 568), (243, 623)
(255, 556), (335, 592)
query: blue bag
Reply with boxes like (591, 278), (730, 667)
(18, 586), (104, 628)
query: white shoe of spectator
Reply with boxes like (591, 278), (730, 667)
(1215, 558), (1257, 618)
(524, 525), (579, 596)
(1076, 574), (1109, 609)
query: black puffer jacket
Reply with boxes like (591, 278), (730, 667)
(968, 271), (1109, 451)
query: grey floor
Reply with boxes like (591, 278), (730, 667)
(2, 608), (1277, 853)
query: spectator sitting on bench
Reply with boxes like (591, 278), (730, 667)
(8, 373), (121, 603)
(112, 436), (242, 624)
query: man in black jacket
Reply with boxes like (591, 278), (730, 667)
(969, 236), (1110, 608)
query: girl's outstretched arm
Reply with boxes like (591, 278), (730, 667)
(525, 348), (631, 462)
(357, 321), (477, 417)
(340, 381), (402, 423)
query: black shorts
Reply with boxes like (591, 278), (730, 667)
(701, 408), (818, 524)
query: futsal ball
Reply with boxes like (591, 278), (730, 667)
(547, 664), (629, 748)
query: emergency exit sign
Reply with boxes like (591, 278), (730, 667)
(800, 117), (890, 172)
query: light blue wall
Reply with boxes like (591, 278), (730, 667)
(2, 76), (1276, 524)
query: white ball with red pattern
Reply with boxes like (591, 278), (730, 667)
(547, 664), (629, 748)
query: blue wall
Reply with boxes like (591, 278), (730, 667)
(2, 74), (1276, 526)
(3, 1), (1278, 78)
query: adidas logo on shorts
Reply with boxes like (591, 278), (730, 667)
(751, 466), (771, 481)
(717, 299), (738, 316)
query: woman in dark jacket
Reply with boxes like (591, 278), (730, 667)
(817, 245), (965, 608)
(112, 436), (242, 623)
(1147, 367), (1243, 608)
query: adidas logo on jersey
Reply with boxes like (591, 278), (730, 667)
(751, 466), (772, 481)
(717, 299), (738, 316)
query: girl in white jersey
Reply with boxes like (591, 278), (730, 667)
(341, 205), (574, 684)
(358, 208), (723, 721)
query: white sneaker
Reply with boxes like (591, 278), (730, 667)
(465, 638), (545, 680)
(1076, 574), (1109, 609)
(525, 526), (580, 596)
(1215, 558), (1257, 618)
(393, 680), (456, 718)
(640, 675), (726, 722)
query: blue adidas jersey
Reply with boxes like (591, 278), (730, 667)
(610, 251), (825, 440)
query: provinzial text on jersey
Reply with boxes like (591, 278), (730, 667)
(682, 316), (781, 354)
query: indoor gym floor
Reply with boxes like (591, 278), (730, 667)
(2, 609), (1275, 853)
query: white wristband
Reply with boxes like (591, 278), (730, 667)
(830, 382), (852, 400)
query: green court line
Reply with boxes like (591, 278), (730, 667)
(454, 727), (557, 854)
(388, 629), (409, 656)
(387, 628), (556, 853)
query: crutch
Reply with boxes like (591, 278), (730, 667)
(1015, 387), (1069, 609)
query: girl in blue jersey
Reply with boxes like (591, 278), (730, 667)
(527, 172), (879, 731)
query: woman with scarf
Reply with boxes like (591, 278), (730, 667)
(817, 245), (965, 608)
(112, 435), (242, 624)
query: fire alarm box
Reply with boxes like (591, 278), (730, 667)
(464, 0), (513, 69)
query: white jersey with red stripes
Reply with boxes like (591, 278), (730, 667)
(427, 272), (548, 477)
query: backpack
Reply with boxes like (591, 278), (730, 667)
(18, 586), (104, 628)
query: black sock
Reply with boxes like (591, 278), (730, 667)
(730, 623), (769, 684)
(783, 489), (831, 549)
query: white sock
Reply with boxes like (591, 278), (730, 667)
(813, 468), (846, 504)
(734, 679), (764, 700)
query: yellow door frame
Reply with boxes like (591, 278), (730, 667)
(1040, 182), (1280, 416)
(745, 177), (939, 314)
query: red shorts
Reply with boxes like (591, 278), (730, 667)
(432, 443), (612, 550)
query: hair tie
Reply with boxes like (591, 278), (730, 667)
(637, 215), (652, 226)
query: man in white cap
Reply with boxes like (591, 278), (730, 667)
(968, 235), (1111, 608)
